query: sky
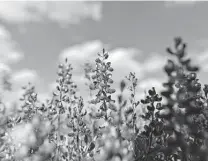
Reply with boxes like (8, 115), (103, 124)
(1, 1), (208, 109)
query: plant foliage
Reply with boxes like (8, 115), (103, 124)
(0, 37), (208, 161)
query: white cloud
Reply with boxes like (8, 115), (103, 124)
(164, 0), (199, 7)
(202, 64), (208, 72)
(0, 63), (11, 72)
(0, 25), (29, 111)
(142, 52), (167, 73)
(58, 40), (174, 102)
(0, 25), (42, 114)
(0, 51), (24, 65)
(0, 25), (24, 65)
(0, 1), (102, 26)
(0, 69), (40, 109)
(46, 1), (102, 25)
(196, 50), (208, 64)
(59, 40), (144, 83)
(188, 49), (208, 72)
(135, 78), (164, 100)
(0, 25), (24, 101)
(189, 39), (208, 73)
(0, 25), (11, 39)
(7, 51), (24, 64)
(11, 69), (39, 87)
(0, 1), (42, 23)
(58, 41), (144, 101)
(108, 48), (144, 82)
(37, 92), (50, 103)
(138, 78), (163, 91)
(48, 81), (57, 93)
(60, 40), (103, 65)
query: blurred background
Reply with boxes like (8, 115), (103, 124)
(0, 1), (208, 110)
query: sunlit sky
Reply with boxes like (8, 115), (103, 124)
(1, 1), (208, 106)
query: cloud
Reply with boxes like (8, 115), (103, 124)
(0, 63), (10, 72)
(188, 49), (208, 72)
(0, 25), (45, 114)
(138, 78), (164, 91)
(58, 40), (150, 103)
(134, 78), (165, 100)
(0, 68), (40, 109)
(45, 1), (102, 25)
(189, 39), (208, 73)
(0, 25), (24, 106)
(0, 25), (11, 39)
(58, 40), (175, 103)
(0, 51), (24, 65)
(0, 1), (102, 26)
(37, 92), (50, 103)
(59, 40), (143, 83)
(108, 48), (143, 82)
(202, 64), (208, 72)
(196, 50), (208, 64)
(0, 25), (29, 111)
(198, 56), (208, 72)
(60, 40), (103, 66)
(0, 25), (24, 66)
(11, 69), (39, 87)
(142, 52), (167, 73)
(164, 0), (199, 7)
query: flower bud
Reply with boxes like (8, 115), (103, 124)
(108, 67), (114, 72)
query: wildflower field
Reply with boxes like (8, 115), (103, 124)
(1, 37), (208, 161)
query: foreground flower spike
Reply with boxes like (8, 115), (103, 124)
(89, 48), (116, 119)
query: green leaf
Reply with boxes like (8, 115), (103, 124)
(84, 135), (88, 144)
(120, 80), (126, 92)
(88, 142), (95, 152)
